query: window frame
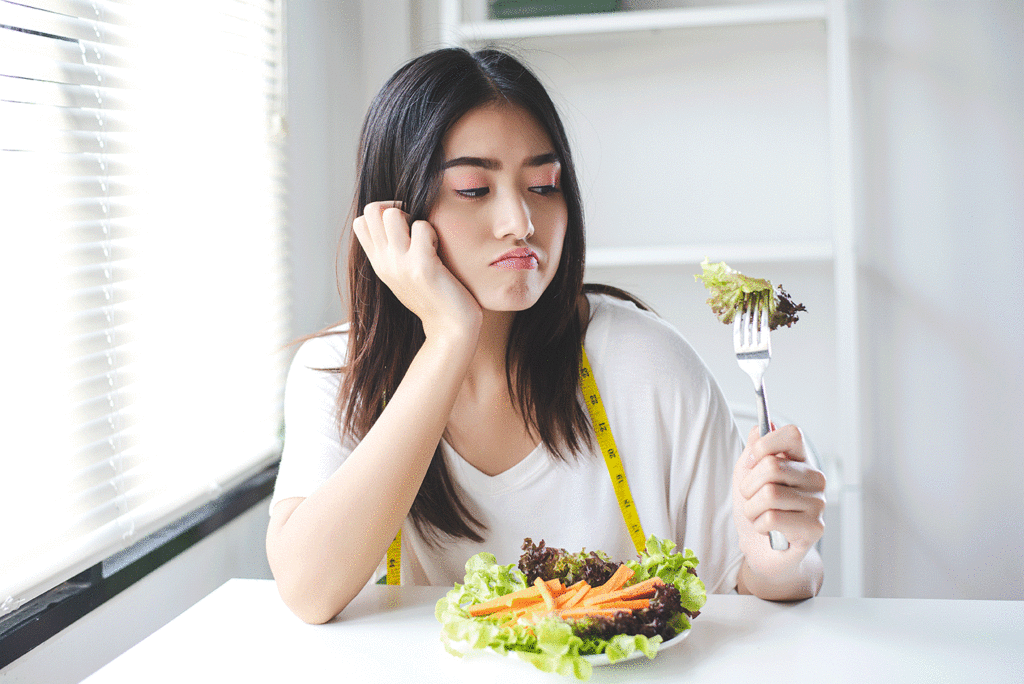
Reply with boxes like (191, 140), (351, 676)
(0, 458), (279, 670)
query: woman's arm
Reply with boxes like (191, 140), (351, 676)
(266, 330), (475, 623)
(733, 424), (827, 600)
(266, 203), (482, 623)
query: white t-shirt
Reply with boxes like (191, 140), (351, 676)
(271, 293), (746, 594)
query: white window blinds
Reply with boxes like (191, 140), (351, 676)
(0, 0), (289, 612)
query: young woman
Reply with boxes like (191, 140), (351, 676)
(266, 47), (825, 624)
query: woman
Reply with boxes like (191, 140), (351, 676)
(266, 48), (825, 624)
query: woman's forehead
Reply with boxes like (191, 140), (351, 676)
(441, 102), (556, 164)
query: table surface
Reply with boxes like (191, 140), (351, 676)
(83, 579), (1023, 683)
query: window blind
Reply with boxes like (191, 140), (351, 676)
(0, 0), (289, 613)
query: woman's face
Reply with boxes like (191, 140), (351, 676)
(428, 102), (568, 313)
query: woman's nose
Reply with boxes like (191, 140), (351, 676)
(495, 192), (534, 241)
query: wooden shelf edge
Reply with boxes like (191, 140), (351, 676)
(585, 240), (834, 267)
(451, 1), (827, 42)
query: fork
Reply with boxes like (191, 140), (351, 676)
(733, 305), (789, 551)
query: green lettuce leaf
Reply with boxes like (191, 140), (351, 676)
(694, 258), (775, 325)
(694, 258), (807, 330)
(626, 536), (707, 615)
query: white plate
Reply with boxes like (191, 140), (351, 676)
(446, 627), (693, 668)
(581, 627), (692, 666)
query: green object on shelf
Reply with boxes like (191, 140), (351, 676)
(489, 1), (621, 20)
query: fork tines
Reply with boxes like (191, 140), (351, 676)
(733, 306), (771, 358)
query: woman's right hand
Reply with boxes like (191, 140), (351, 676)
(353, 201), (481, 342)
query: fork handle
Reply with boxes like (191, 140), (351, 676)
(754, 382), (790, 551)
(755, 381), (771, 438)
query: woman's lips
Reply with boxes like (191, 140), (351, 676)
(491, 247), (538, 270)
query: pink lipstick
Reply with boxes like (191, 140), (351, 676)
(491, 247), (538, 270)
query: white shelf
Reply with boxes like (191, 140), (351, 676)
(586, 240), (833, 268)
(445, 1), (826, 43)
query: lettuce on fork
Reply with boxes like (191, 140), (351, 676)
(435, 536), (706, 680)
(695, 258), (806, 330)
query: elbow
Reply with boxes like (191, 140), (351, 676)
(273, 573), (353, 625)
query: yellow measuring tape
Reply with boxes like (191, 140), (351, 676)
(383, 345), (645, 585)
(385, 530), (401, 585)
(578, 347), (648, 556)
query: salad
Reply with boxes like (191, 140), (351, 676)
(435, 536), (706, 680)
(695, 258), (806, 330)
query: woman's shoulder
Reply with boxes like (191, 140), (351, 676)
(585, 290), (683, 347)
(289, 323), (350, 372)
(584, 290), (708, 376)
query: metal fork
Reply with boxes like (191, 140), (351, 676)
(733, 305), (789, 551)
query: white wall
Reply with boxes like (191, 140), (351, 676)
(850, 0), (1023, 599)
(286, 0), (416, 338)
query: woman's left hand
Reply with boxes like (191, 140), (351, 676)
(732, 424), (826, 599)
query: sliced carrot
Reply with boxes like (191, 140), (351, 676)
(563, 583), (591, 609)
(466, 579), (562, 617)
(535, 576), (557, 611)
(581, 566), (636, 606)
(616, 576), (665, 600)
(554, 587), (580, 609)
(585, 577), (665, 606)
(612, 598), (650, 611)
(585, 564), (633, 600)
(602, 564), (634, 593)
(558, 606), (628, 620)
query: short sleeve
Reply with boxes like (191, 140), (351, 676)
(269, 329), (353, 514)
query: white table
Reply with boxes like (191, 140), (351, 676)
(83, 579), (1023, 683)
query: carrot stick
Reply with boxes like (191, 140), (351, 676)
(585, 577), (665, 606)
(602, 564), (634, 593)
(560, 583), (591, 609)
(558, 606), (628, 620)
(581, 565), (635, 606)
(535, 576), (557, 611)
(466, 579), (562, 617)
(611, 598), (650, 611)
(616, 576), (665, 600)
(554, 587), (581, 609)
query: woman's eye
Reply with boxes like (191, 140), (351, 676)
(529, 185), (560, 196)
(456, 187), (489, 198)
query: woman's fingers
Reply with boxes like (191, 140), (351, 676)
(738, 453), (826, 500)
(381, 205), (411, 252)
(735, 421), (826, 550)
(742, 477), (825, 521)
(409, 219), (439, 254)
(355, 201), (407, 253)
(748, 509), (825, 547)
(744, 424), (808, 464)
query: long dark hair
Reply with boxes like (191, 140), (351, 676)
(336, 48), (608, 544)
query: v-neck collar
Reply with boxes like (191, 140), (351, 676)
(441, 438), (552, 496)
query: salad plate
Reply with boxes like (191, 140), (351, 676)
(437, 536), (707, 680)
(580, 627), (691, 666)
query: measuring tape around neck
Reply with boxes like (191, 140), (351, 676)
(383, 344), (646, 585)
(578, 346), (648, 555)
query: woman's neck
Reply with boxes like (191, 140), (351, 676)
(464, 309), (515, 390)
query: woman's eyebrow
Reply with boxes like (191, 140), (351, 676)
(441, 152), (559, 171)
(526, 152), (559, 167)
(442, 156), (499, 170)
